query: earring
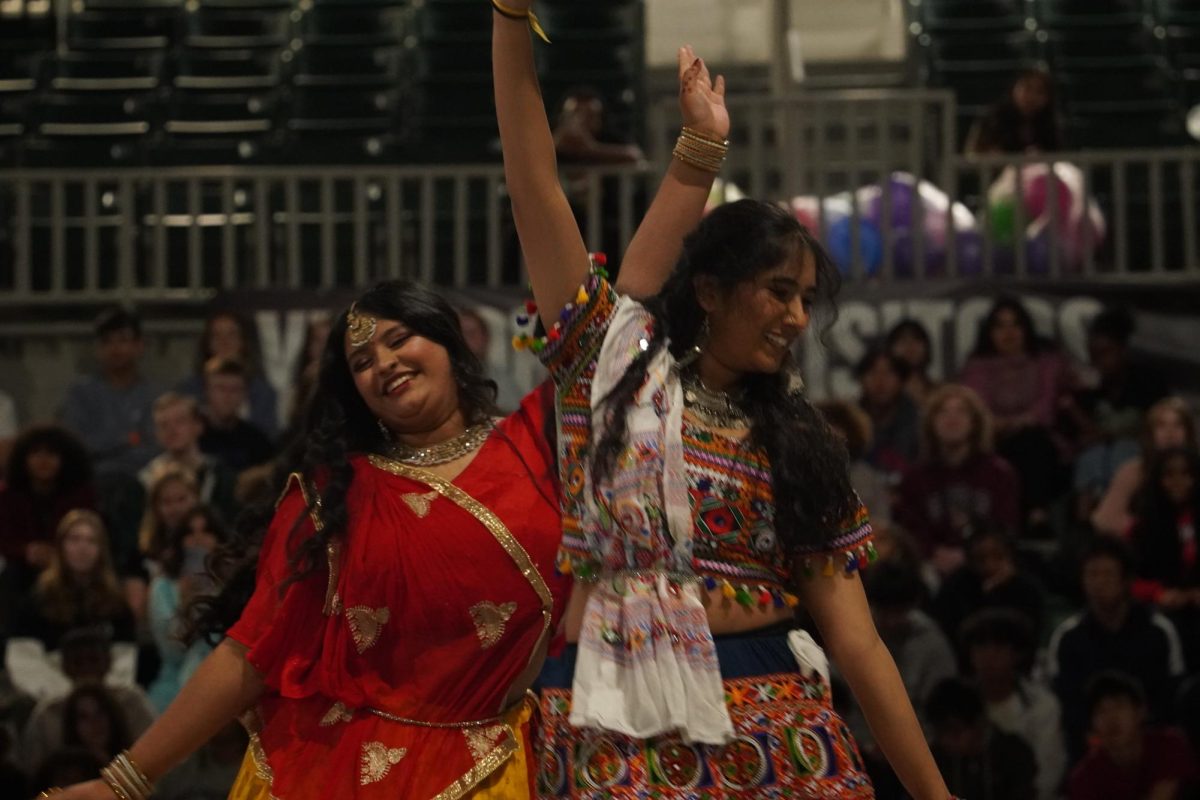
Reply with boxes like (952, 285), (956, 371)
(677, 317), (709, 369)
(377, 419), (393, 444)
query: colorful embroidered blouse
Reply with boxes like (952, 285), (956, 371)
(539, 273), (874, 601)
(226, 385), (568, 799)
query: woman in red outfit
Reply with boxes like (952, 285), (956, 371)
(49, 282), (568, 799)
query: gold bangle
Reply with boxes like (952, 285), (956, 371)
(672, 131), (727, 172)
(491, 0), (551, 43)
(38, 791), (64, 798)
(100, 751), (154, 800)
(680, 126), (729, 148)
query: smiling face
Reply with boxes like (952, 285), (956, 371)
(695, 250), (817, 378)
(345, 317), (462, 436)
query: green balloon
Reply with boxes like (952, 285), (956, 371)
(988, 197), (1017, 245)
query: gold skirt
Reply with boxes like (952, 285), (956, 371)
(228, 700), (535, 800)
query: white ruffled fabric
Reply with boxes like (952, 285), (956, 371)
(569, 296), (736, 745)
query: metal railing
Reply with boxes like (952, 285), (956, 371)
(1, 98), (1197, 307)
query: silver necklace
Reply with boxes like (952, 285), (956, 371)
(388, 420), (494, 466)
(681, 370), (750, 429)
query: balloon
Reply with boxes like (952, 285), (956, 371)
(790, 195), (820, 232)
(988, 196), (1018, 246)
(827, 217), (883, 278)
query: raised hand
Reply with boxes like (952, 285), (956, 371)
(677, 45), (729, 142)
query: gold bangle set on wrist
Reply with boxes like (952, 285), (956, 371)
(99, 751), (154, 800)
(673, 126), (729, 173)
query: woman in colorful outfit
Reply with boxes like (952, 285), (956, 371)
(493, 3), (951, 798)
(50, 283), (565, 799)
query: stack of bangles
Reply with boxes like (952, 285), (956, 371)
(673, 125), (729, 173)
(100, 751), (154, 799)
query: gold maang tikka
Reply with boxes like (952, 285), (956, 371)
(346, 302), (377, 348)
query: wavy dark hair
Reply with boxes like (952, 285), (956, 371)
(593, 199), (855, 551)
(160, 504), (230, 580)
(885, 318), (934, 370)
(971, 295), (1052, 357)
(5, 424), (93, 495)
(191, 280), (503, 642)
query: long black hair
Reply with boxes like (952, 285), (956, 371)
(191, 281), (501, 641)
(593, 199), (856, 551)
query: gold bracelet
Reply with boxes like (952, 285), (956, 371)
(672, 125), (729, 173)
(491, 0), (551, 43)
(100, 751), (154, 800)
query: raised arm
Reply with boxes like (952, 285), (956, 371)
(616, 45), (728, 299)
(492, 1), (591, 329)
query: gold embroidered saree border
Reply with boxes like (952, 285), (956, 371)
(430, 731), (518, 800)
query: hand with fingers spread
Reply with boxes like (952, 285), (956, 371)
(677, 44), (729, 143)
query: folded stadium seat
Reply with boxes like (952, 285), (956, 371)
(283, 84), (402, 162)
(919, 0), (1032, 33)
(296, 0), (408, 48)
(1035, 0), (1150, 29)
(45, 51), (162, 93)
(182, 2), (290, 50)
(292, 41), (405, 89)
(66, 0), (179, 51)
(0, 10), (47, 164)
(174, 46), (281, 91)
(25, 90), (151, 165)
(158, 87), (278, 164)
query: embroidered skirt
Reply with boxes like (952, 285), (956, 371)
(534, 624), (875, 799)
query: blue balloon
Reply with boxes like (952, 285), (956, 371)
(827, 217), (883, 278)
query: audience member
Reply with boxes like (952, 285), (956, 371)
(817, 399), (891, 524)
(966, 69), (1064, 155)
(864, 560), (957, 720)
(139, 393), (236, 520)
(1127, 446), (1200, 668)
(887, 319), (941, 405)
(178, 310), (278, 437)
(553, 86), (644, 166)
(933, 527), (1047, 641)
(926, 677), (1038, 800)
(59, 307), (160, 476)
(1047, 537), (1187, 761)
(0, 425), (95, 587)
(1067, 671), (1198, 800)
(197, 358), (275, 472)
(59, 683), (131, 766)
(8, 511), (135, 655)
(21, 628), (154, 770)
(457, 307), (524, 412)
(1069, 308), (1170, 514)
(136, 467), (199, 568)
(857, 347), (921, 479)
(147, 505), (225, 711)
(1093, 396), (1198, 536)
(961, 609), (1066, 799)
(894, 384), (1021, 572)
(960, 296), (1073, 531)
(280, 314), (331, 449)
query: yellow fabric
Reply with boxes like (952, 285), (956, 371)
(225, 699), (535, 800)
(227, 747), (270, 800)
(464, 698), (534, 799)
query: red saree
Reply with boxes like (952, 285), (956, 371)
(226, 386), (568, 799)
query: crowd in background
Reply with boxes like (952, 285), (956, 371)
(0, 291), (1197, 799)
